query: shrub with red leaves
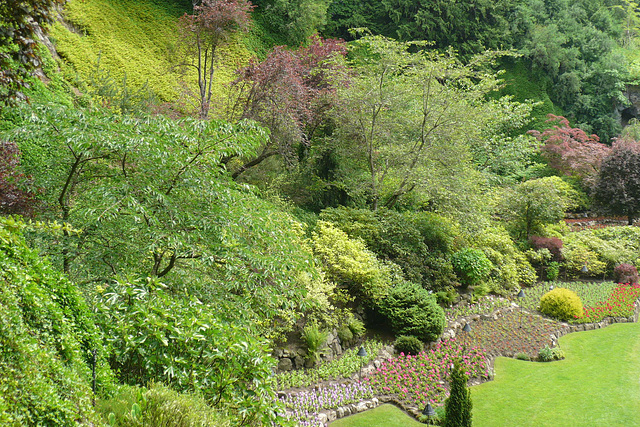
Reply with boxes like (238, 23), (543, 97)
(613, 263), (639, 285)
(529, 235), (564, 261)
(0, 141), (38, 216)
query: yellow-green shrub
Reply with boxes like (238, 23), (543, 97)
(539, 288), (584, 321)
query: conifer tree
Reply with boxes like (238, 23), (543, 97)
(444, 361), (473, 427)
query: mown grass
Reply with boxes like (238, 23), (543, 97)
(329, 404), (424, 427)
(472, 322), (640, 426)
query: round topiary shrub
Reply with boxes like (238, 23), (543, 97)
(539, 288), (583, 321)
(394, 335), (423, 355)
(376, 281), (446, 342)
(613, 263), (639, 285)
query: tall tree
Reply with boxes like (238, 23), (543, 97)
(333, 35), (519, 211)
(594, 138), (640, 225)
(226, 35), (347, 179)
(0, 0), (64, 108)
(178, 0), (253, 119)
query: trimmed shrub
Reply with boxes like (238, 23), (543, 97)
(613, 263), (639, 285)
(540, 288), (584, 321)
(452, 247), (493, 288)
(394, 335), (423, 355)
(529, 235), (564, 261)
(376, 281), (446, 342)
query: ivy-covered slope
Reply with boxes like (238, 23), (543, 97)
(0, 219), (109, 425)
(49, 0), (252, 105)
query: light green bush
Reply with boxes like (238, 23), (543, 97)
(452, 247), (493, 288)
(311, 221), (391, 303)
(540, 288), (584, 321)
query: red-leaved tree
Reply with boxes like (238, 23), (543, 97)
(0, 141), (38, 216)
(594, 138), (640, 225)
(178, 0), (254, 119)
(227, 35), (348, 179)
(528, 114), (611, 187)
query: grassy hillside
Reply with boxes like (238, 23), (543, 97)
(49, 0), (253, 110)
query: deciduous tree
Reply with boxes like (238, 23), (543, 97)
(178, 0), (254, 119)
(594, 138), (640, 225)
(227, 35), (347, 179)
(528, 114), (611, 187)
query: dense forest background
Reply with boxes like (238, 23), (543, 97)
(4, 0), (640, 425)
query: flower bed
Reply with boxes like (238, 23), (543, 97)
(519, 281), (618, 314)
(444, 295), (511, 322)
(456, 309), (559, 359)
(364, 339), (490, 409)
(281, 382), (375, 426)
(576, 284), (640, 323)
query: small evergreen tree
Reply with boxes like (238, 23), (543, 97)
(444, 361), (473, 427)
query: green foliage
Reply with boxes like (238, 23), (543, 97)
(302, 323), (329, 363)
(394, 335), (423, 355)
(49, 0), (250, 109)
(319, 207), (460, 290)
(0, 217), (108, 425)
(11, 103), (318, 337)
(547, 262), (560, 281)
(95, 278), (284, 426)
(538, 345), (565, 362)
(376, 281), (446, 342)
(451, 248), (493, 288)
(275, 340), (384, 389)
(337, 325), (353, 344)
(347, 316), (366, 339)
(502, 176), (580, 240)
(540, 288), (584, 321)
(443, 361), (472, 427)
(515, 352), (531, 361)
(98, 383), (231, 427)
(252, 0), (330, 46)
(311, 220), (391, 304)
(474, 226), (537, 293)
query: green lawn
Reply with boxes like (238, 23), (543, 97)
(472, 322), (640, 426)
(329, 404), (424, 427)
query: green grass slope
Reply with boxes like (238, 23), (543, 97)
(472, 322), (640, 426)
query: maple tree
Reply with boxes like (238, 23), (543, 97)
(178, 0), (254, 119)
(528, 114), (611, 187)
(227, 35), (347, 178)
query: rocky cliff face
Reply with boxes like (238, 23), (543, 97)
(620, 85), (640, 127)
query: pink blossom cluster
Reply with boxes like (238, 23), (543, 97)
(364, 339), (490, 408)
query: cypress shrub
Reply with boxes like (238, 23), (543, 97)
(444, 361), (472, 427)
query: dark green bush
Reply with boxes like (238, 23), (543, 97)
(546, 261), (560, 281)
(376, 281), (446, 342)
(540, 288), (584, 321)
(337, 325), (354, 344)
(394, 335), (423, 355)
